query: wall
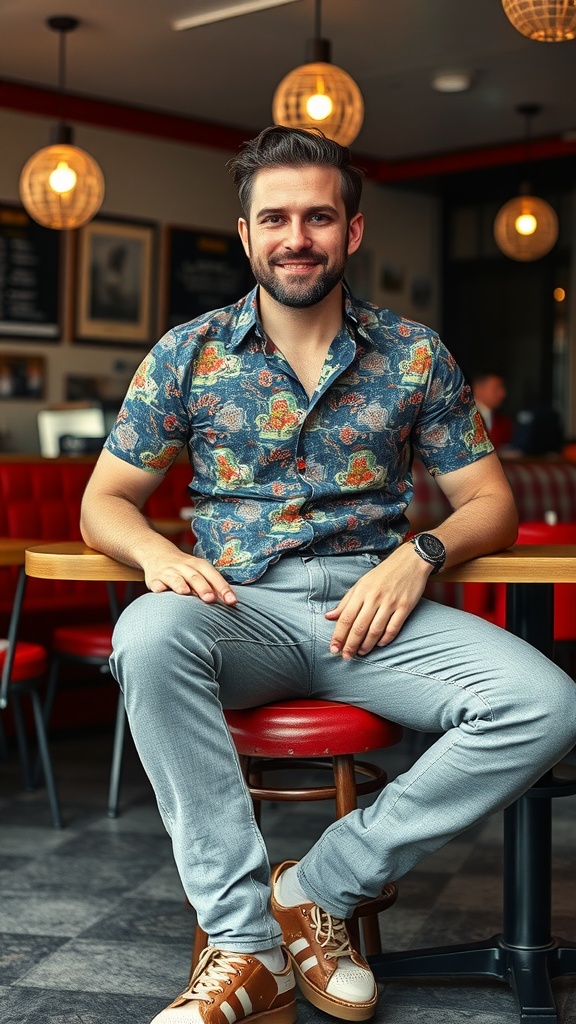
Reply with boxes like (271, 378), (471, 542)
(0, 106), (441, 452)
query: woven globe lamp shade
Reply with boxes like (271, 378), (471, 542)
(494, 194), (559, 261)
(272, 61), (364, 146)
(19, 143), (105, 230)
(502, 0), (576, 40)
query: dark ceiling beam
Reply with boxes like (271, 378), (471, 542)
(359, 136), (576, 183)
(2, 77), (575, 183)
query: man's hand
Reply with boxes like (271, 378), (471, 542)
(142, 550), (237, 605)
(325, 544), (431, 659)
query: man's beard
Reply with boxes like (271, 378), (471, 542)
(248, 248), (347, 308)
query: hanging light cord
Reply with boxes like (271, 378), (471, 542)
(57, 28), (67, 125)
(314, 0), (322, 41)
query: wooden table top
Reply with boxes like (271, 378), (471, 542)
(24, 541), (576, 584)
(0, 538), (46, 566)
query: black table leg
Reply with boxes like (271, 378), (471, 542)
(369, 582), (576, 1024)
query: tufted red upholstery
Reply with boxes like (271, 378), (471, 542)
(0, 457), (193, 622)
(0, 642), (46, 682)
(225, 699), (403, 758)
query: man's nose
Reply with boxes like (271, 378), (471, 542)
(285, 219), (312, 250)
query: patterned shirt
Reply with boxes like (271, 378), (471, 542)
(105, 286), (493, 583)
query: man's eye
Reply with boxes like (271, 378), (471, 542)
(310, 214), (330, 223)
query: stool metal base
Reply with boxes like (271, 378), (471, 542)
(369, 937), (576, 1024)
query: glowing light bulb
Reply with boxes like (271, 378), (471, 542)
(515, 212), (537, 236)
(49, 160), (77, 194)
(306, 90), (333, 121)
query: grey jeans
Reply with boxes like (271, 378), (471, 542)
(110, 553), (576, 953)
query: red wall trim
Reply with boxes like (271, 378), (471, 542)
(2, 77), (575, 183)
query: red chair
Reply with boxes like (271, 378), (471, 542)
(0, 567), (62, 828)
(462, 522), (576, 669)
(191, 699), (402, 965)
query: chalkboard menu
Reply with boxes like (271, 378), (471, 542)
(0, 204), (61, 338)
(165, 227), (254, 330)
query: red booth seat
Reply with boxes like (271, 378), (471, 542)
(0, 455), (192, 631)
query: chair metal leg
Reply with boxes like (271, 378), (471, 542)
(11, 692), (34, 790)
(33, 653), (62, 786)
(107, 691), (127, 818)
(0, 713), (8, 761)
(30, 687), (62, 829)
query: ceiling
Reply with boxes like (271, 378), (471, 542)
(1, 0), (576, 168)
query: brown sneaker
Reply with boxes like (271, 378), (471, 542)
(150, 945), (296, 1024)
(270, 861), (378, 1021)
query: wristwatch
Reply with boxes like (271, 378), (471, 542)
(410, 533), (446, 575)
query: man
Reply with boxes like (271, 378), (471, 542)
(470, 371), (513, 450)
(81, 127), (576, 1024)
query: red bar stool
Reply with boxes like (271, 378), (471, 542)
(191, 698), (402, 967)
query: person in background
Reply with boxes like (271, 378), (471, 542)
(471, 371), (513, 450)
(80, 126), (576, 1024)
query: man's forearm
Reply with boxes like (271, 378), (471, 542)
(432, 490), (518, 569)
(80, 492), (182, 570)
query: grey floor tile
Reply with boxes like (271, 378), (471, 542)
(0, 985), (167, 1024)
(51, 829), (171, 863)
(80, 896), (196, 944)
(0, 826), (79, 857)
(0, 851), (171, 897)
(18, 938), (192, 996)
(0, 934), (67, 984)
(389, 870), (452, 911)
(130, 863), (186, 903)
(88, 803), (166, 835)
(0, 893), (116, 937)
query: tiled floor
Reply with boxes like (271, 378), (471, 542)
(1, 725), (576, 1024)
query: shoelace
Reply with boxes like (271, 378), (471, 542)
(183, 947), (249, 1003)
(309, 905), (354, 960)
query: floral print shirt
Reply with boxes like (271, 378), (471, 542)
(105, 286), (493, 583)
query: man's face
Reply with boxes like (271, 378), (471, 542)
(474, 375), (507, 411)
(238, 165), (363, 309)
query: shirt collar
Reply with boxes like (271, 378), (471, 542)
(227, 283), (368, 351)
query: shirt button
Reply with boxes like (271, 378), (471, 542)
(296, 457), (306, 473)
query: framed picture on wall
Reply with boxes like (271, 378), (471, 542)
(164, 225), (254, 331)
(75, 216), (157, 345)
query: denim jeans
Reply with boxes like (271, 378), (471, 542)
(110, 553), (576, 953)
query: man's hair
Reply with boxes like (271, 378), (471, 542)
(228, 125), (363, 220)
(471, 370), (505, 385)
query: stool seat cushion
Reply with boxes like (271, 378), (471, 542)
(225, 699), (402, 758)
(52, 624), (113, 659)
(1, 642), (47, 682)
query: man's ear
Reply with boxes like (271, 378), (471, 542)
(347, 212), (364, 256)
(238, 218), (250, 258)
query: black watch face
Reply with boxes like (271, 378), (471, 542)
(419, 534), (444, 559)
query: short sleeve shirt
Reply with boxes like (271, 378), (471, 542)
(105, 286), (493, 583)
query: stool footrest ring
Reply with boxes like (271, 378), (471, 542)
(246, 756), (387, 802)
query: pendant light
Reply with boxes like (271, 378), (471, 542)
(493, 105), (558, 261)
(502, 0), (576, 41)
(19, 16), (105, 231)
(272, 0), (364, 147)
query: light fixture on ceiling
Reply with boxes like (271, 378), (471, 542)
(173, 0), (303, 31)
(493, 104), (559, 261)
(501, 0), (576, 41)
(19, 16), (105, 231)
(431, 70), (473, 93)
(272, 0), (364, 147)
